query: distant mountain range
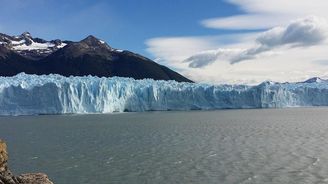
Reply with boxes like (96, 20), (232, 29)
(0, 32), (192, 82)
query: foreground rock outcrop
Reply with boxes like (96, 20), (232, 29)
(0, 140), (53, 184)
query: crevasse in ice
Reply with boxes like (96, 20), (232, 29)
(0, 73), (328, 115)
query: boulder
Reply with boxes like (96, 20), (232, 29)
(17, 173), (53, 184)
(0, 140), (8, 172)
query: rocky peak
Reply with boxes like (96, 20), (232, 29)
(20, 32), (33, 46)
(51, 39), (62, 45)
(57, 35), (113, 58)
(20, 32), (32, 38)
(80, 35), (111, 49)
(81, 35), (99, 43)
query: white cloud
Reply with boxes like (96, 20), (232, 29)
(185, 16), (328, 66)
(202, 14), (286, 30)
(181, 44), (328, 85)
(145, 34), (256, 68)
(257, 16), (328, 47)
(145, 1), (328, 84)
(184, 49), (243, 68)
(202, 0), (328, 30)
(226, 0), (326, 16)
(145, 36), (218, 66)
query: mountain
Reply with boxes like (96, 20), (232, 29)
(0, 32), (68, 60)
(0, 32), (192, 82)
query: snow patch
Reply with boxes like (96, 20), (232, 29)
(56, 43), (67, 48)
(9, 36), (65, 51)
(13, 41), (55, 51)
(11, 40), (25, 45)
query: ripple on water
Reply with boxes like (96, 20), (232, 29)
(1, 108), (328, 184)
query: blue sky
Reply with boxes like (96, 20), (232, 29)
(1, 0), (328, 84)
(0, 0), (242, 55)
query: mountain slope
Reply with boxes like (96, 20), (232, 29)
(0, 45), (38, 75)
(0, 33), (192, 82)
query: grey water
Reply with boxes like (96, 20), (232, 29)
(1, 108), (328, 184)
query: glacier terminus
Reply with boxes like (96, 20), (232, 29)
(1, 73), (328, 115)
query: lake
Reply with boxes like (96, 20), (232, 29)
(1, 108), (328, 184)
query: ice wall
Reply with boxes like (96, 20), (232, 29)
(0, 73), (328, 115)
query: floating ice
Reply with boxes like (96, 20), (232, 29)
(1, 73), (328, 115)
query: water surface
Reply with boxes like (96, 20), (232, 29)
(1, 108), (328, 184)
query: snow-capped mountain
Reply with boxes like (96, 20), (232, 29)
(1, 73), (328, 115)
(0, 32), (67, 60)
(0, 32), (192, 82)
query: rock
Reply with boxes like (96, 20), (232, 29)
(0, 140), (17, 184)
(0, 140), (8, 172)
(17, 173), (53, 184)
(0, 140), (54, 184)
(0, 169), (18, 184)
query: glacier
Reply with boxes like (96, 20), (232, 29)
(1, 73), (328, 115)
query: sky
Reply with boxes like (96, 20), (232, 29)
(1, 0), (328, 84)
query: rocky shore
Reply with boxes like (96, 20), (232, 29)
(0, 140), (53, 184)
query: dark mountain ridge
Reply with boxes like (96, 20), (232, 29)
(0, 33), (192, 82)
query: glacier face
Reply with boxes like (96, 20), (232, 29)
(1, 73), (328, 115)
